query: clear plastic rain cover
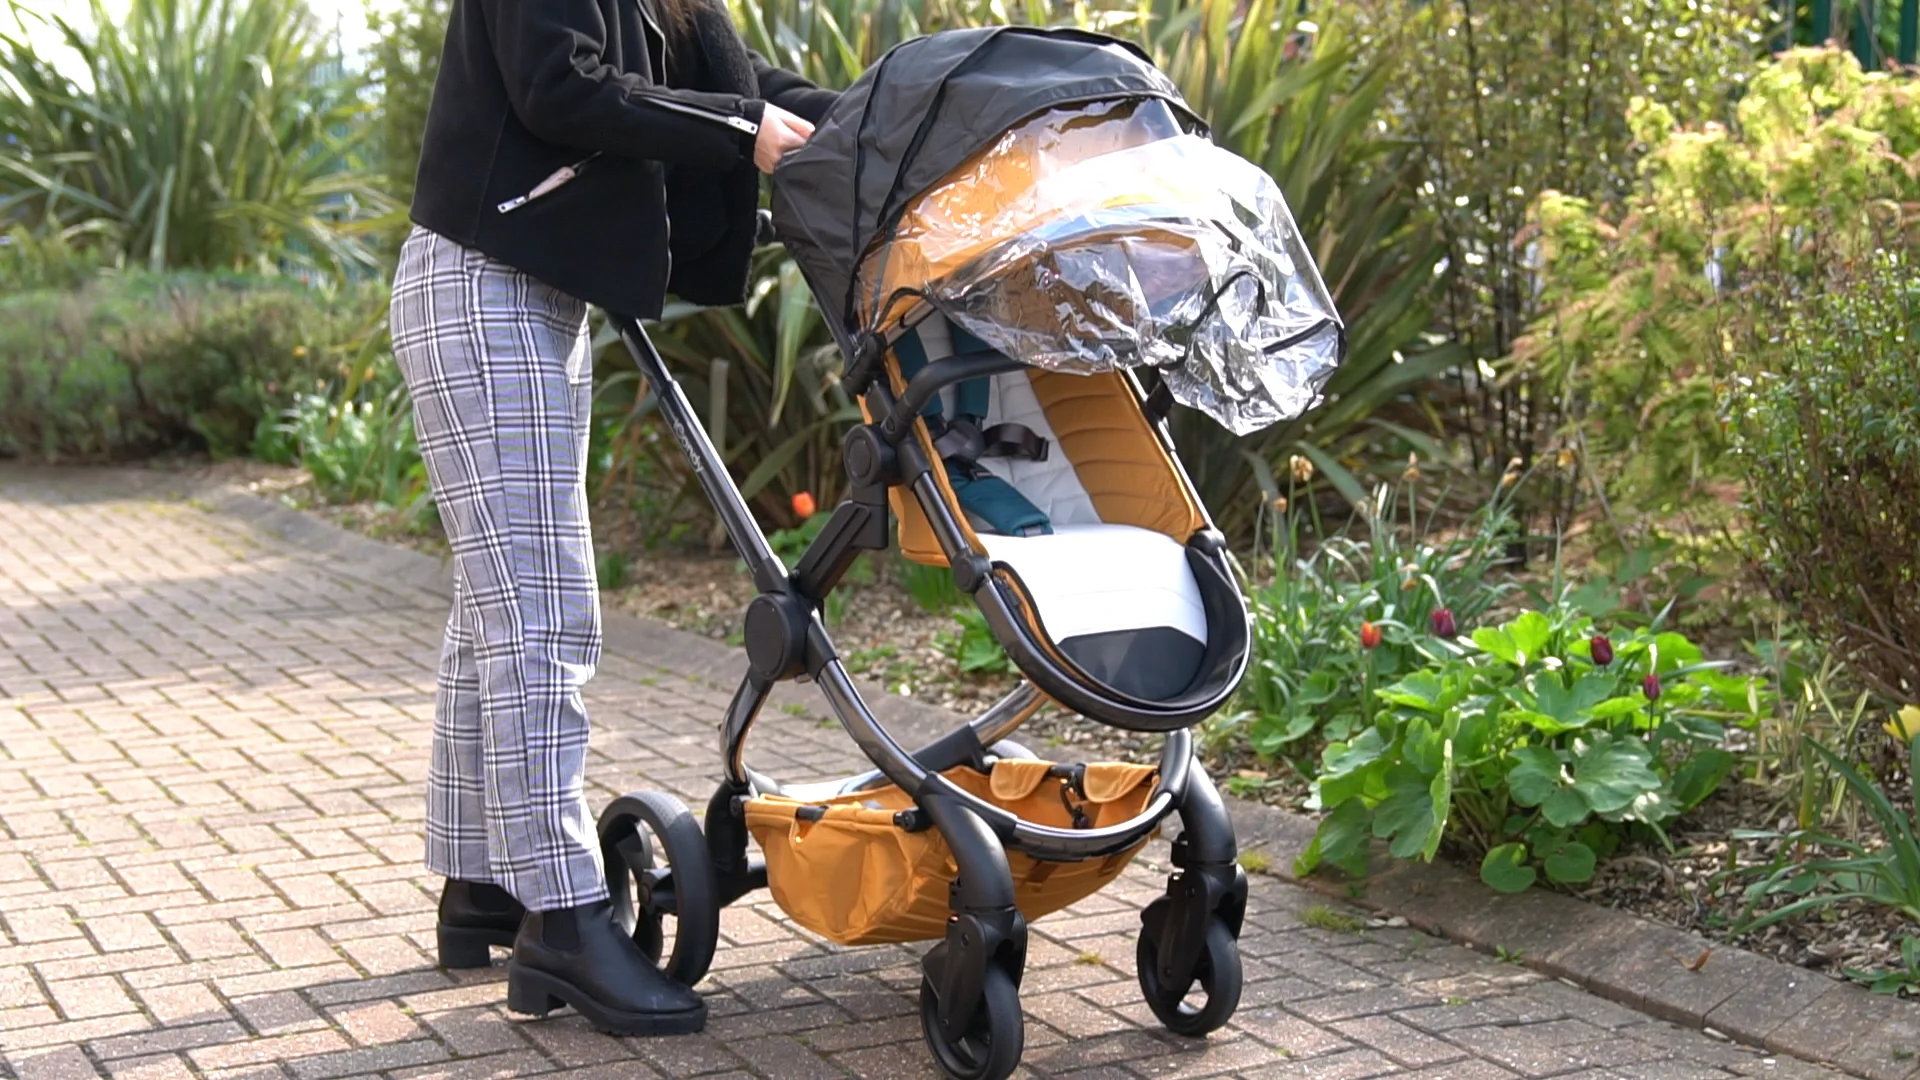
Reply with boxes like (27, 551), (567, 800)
(857, 100), (1344, 436)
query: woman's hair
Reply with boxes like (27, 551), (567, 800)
(653, 0), (693, 47)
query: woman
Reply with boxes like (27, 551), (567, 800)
(388, 0), (834, 1037)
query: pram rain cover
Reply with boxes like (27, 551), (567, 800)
(770, 26), (1346, 436)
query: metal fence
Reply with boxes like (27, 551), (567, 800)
(1789, 0), (1919, 68)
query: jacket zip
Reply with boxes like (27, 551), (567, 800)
(498, 153), (604, 214)
(643, 93), (760, 135)
(495, 94), (758, 215)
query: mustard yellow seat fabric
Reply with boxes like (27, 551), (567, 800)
(743, 760), (1158, 946)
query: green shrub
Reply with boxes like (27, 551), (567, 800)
(0, 223), (113, 290)
(1729, 252), (1920, 702)
(0, 0), (389, 277)
(1221, 467), (1522, 759)
(1726, 735), (1920, 935)
(365, 0), (451, 250)
(937, 607), (1017, 676)
(1518, 47), (1920, 518)
(1297, 600), (1769, 892)
(277, 382), (426, 508)
(0, 274), (370, 459)
(1341, 0), (1768, 503)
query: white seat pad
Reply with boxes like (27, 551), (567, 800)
(977, 371), (1101, 527)
(979, 524), (1208, 646)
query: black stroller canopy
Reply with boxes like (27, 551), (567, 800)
(769, 27), (1193, 327)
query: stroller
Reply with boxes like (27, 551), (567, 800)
(595, 26), (1343, 1080)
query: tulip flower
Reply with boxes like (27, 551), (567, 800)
(1431, 608), (1458, 639)
(1590, 634), (1614, 667)
(1885, 705), (1920, 743)
(791, 491), (817, 519)
(1360, 621), (1383, 650)
(1643, 672), (1663, 702)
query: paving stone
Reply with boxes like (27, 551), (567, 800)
(1328, 1016), (1467, 1068)
(1701, 970), (1836, 1049)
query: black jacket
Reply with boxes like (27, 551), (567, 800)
(410, 0), (836, 318)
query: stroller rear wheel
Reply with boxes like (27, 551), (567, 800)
(598, 791), (720, 988)
(1135, 905), (1241, 1037)
(918, 965), (1023, 1080)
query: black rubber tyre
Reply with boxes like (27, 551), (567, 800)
(918, 966), (1024, 1080)
(597, 791), (720, 988)
(1136, 910), (1242, 1037)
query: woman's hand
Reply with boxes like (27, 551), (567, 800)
(753, 104), (815, 175)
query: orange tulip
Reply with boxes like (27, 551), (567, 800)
(791, 491), (817, 519)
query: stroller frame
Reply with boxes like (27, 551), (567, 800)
(598, 306), (1248, 1080)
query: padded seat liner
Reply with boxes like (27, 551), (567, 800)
(977, 371), (1100, 527)
(981, 524), (1208, 701)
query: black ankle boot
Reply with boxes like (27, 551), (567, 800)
(506, 899), (707, 1035)
(436, 880), (525, 969)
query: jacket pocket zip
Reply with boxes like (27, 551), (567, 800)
(498, 152), (604, 214)
(643, 94), (759, 135)
(494, 96), (756, 216)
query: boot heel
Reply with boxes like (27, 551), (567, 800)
(506, 966), (565, 1017)
(437, 925), (500, 970)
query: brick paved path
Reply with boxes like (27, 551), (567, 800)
(0, 467), (1848, 1080)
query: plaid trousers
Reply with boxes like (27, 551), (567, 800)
(390, 227), (606, 912)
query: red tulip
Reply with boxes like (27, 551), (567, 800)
(1643, 672), (1663, 702)
(1591, 634), (1614, 667)
(1360, 621), (1383, 650)
(792, 491), (817, 519)
(1430, 608), (1458, 639)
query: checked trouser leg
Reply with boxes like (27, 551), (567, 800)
(389, 226), (606, 913)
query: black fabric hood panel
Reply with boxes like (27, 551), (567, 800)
(769, 26), (1194, 329)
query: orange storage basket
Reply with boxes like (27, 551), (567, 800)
(743, 760), (1159, 946)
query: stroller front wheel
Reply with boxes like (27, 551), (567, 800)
(598, 791), (721, 988)
(1135, 911), (1242, 1037)
(918, 965), (1023, 1080)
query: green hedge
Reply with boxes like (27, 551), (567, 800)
(0, 274), (377, 460)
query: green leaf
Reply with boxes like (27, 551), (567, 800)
(1295, 668), (1343, 706)
(1249, 710), (1319, 755)
(1427, 744), (1455, 861)
(1379, 671), (1448, 712)
(1472, 626), (1520, 665)
(1321, 727), (1390, 779)
(1506, 746), (1565, 808)
(1373, 764), (1448, 861)
(1481, 843), (1538, 893)
(1544, 840), (1598, 884)
(1589, 697), (1644, 721)
(1528, 668), (1620, 718)
(1651, 633), (1704, 673)
(1298, 799), (1372, 878)
(1402, 718), (1447, 775)
(1508, 612), (1552, 665)
(1451, 704), (1499, 765)
(1543, 788), (1592, 828)
(1294, 443), (1369, 512)
(1570, 734), (1663, 815)
(1512, 709), (1588, 737)
(1669, 748), (1737, 811)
